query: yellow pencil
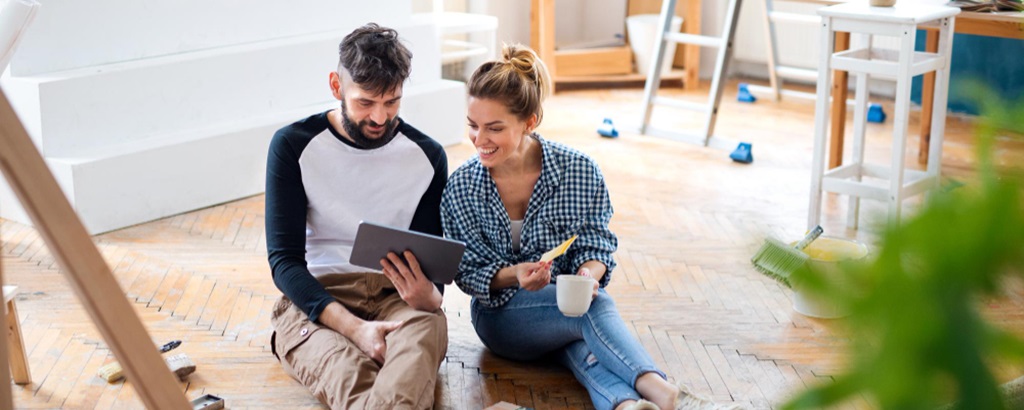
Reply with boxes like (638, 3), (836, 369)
(540, 235), (578, 263)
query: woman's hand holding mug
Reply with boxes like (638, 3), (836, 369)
(577, 267), (599, 298)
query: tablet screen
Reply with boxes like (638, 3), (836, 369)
(349, 221), (466, 284)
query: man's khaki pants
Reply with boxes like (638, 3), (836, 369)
(271, 273), (448, 409)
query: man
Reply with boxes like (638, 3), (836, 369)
(265, 23), (448, 409)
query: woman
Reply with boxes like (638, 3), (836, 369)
(440, 44), (740, 410)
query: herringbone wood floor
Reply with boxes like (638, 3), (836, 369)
(4, 80), (1023, 409)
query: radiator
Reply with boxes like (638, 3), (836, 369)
(731, 0), (901, 94)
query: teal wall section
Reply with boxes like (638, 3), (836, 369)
(912, 30), (1024, 115)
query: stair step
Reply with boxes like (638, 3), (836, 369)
(2, 22), (442, 158)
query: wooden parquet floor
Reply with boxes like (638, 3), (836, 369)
(4, 80), (1024, 409)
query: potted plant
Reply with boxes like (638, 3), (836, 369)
(783, 83), (1024, 409)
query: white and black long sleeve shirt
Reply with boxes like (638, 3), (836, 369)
(265, 111), (447, 321)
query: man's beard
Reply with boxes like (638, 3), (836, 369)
(340, 100), (399, 149)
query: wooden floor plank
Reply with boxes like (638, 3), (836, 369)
(170, 273), (205, 320)
(459, 365), (483, 410)
(157, 267), (195, 315)
(126, 254), (166, 303)
(62, 348), (109, 409)
(662, 263), (694, 301)
(210, 285), (242, 334)
(689, 265), (723, 308)
(495, 379), (518, 407)
(234, 293), (267, 344)
(614, 250), (642, 289)
(684, 337), (731, 399)
(479, 374), (500, 409)
(249, 296), (278, 349)
(1, 223), (32, 254)
(773, 363), (806, 404)
(43, 338), (94, 407)
(668, 333), (713, 395)
(26, 328), (67, 393)
(184, 277), (219, 326)
(222, 290), (253, 339)
(436, 360), (456, 409)
(513, 383), (535, 409)
(755, 355), (790, 405)
(146, 266), (184, 309)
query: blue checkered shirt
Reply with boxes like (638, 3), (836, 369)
(441, 134), (617, 308)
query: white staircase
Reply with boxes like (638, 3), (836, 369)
(0, 0), (466, 234)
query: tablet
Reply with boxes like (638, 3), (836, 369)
(349, 221), (466, 284)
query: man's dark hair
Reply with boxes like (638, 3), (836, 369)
(339, 23), (412, 96)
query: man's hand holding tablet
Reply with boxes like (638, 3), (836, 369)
(349, 221), (466, 285)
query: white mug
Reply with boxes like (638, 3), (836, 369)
(557, 275), (595, 317)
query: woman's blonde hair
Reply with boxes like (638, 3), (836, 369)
(467, 44), (552, 128)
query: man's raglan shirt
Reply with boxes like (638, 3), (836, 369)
(265, 111), (448, 322)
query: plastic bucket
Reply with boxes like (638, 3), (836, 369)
(626, 14), (682, 76)
(791, 236), (868, 319)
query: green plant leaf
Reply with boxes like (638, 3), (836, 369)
(783, 81), (1024, 409)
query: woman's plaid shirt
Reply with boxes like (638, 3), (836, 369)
(441, 134), (617, 308)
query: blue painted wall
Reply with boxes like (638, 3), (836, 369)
(911, 30), (1024, 115)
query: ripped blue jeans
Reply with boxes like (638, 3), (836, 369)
(471, 285), (666, 410)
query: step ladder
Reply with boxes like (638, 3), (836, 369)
(639, 0), (743, 148)
(744, 0), (881, 111)
(744, 0), (832, 101)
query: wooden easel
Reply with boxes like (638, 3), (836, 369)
(0, 88), (191, 408)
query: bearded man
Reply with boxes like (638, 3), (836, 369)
(264, 23), (448, 410)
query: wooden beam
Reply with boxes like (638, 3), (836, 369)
(918, 29), (939, 165)
(0, 258), (11, 410)
(530, 0), (557, 77)
(554, 46), (633, 76)
(683, 0), (702, 89)
(828, 31), (850, 169)
(954, 15), (1024, 39)
(554, 70), (684, 85)
(0, 88), (191, 409)
(4, 287), (30, 384)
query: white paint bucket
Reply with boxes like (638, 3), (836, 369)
(626, 14), (683, 77)
(791, 236), (868, 319)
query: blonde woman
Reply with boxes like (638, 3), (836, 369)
(440, 44), (741, 410)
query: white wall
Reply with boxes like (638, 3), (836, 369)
(8, 1), (411, 76)
(555, 0), (628, 50)
(469, 0), (532, 47)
